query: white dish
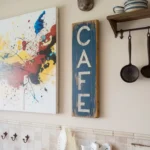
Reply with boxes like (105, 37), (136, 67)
(125, 3), (148, 10)
(125, 0), (148, 6)
(126, 0), (148, 1)
(125, 0), (148, 4)
(125, 7), (147, 12)
(100, 143), (112, 150)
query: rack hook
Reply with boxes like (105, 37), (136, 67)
(129, 30), (131, 39)
(11, 133), (17, 141)
(1, 132), (8, 140)
(120, 30), (124, 39)
(148, 27), (150, 36)
(23, 135), (29, 143)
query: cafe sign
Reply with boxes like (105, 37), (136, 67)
(72, 20), (99, 118)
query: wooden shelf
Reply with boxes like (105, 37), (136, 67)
(107, 9), (150, 38)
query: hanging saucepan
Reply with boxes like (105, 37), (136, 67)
(141, 29), (150, 78)
(120, 32), (139, 83)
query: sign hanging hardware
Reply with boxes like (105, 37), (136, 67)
(77, 0), (94, 11)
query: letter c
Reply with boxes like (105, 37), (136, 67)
(77, 26), (91, 46)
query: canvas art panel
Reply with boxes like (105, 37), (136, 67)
(0, 7), (58, 114)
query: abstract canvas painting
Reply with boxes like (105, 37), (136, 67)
(0, 8), (58, 114)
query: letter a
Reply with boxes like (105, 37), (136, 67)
(77, 50), (91, 68)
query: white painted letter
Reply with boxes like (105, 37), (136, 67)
(78, 71), (90, 90)
(77, 50), (91, 68)
(77, 26), (91, 46)
(78, 94), (90, 113)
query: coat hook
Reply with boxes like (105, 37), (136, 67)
(11, 133), (17, 141)
(1, 132), (8, 139)
(23, 135), (29, 143)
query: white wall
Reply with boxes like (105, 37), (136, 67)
(0, 0), (150, 135)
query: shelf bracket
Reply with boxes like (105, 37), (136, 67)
(107, 9), (150, 39)
(108, 20), (117, 38)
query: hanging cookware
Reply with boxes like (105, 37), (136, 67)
(120, 32), (139, 83)
(141, 29), (150, 78)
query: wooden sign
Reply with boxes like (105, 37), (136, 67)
(72, 20), (99, 118)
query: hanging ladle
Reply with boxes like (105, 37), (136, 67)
(120, 31), (139, 83)
(141, 29), (150, 78)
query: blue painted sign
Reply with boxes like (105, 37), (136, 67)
(72, 20), (99, 118)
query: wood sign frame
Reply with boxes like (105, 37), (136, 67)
(72, 20), (99, 118)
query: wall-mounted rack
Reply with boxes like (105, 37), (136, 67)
(107, 9), (150, 39)
(131, 143), (150, 147)
(1, 132), (29, 143)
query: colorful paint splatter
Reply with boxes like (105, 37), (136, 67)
(0, 8), (57, 114)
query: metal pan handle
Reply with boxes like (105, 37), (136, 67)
(128, 32), (132, 65)
(147, 29), (150, 65)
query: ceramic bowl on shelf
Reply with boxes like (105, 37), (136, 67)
(124, 5), (148, 12)
(100, 143), (112, 150)
(124, 0), (148, 6)
(124, 0), (148, 12)
(125, 3), (148, 9)
(125, 7), (147, 12)
(113, 6), (124, 14)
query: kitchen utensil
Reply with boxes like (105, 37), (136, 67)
(100, 143), (112, 150)
(57, 128), (67, 150)
(91, 142), (100, 150)
(81, 142), (100, 150)
(141, 29), (150, 78)
(66, 128), (78, 150)
(81, 145), (90, 150)
(120, 32), (139, 83)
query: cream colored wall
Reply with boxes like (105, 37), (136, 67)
(0, 0), (150, 135)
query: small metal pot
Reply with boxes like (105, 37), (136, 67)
(77, 0), (94, 11)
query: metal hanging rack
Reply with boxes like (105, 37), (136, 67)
(131, 143), (150, 147)
(118, 26), (150, 39)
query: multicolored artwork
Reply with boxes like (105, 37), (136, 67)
(0, 8), (58, 114)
